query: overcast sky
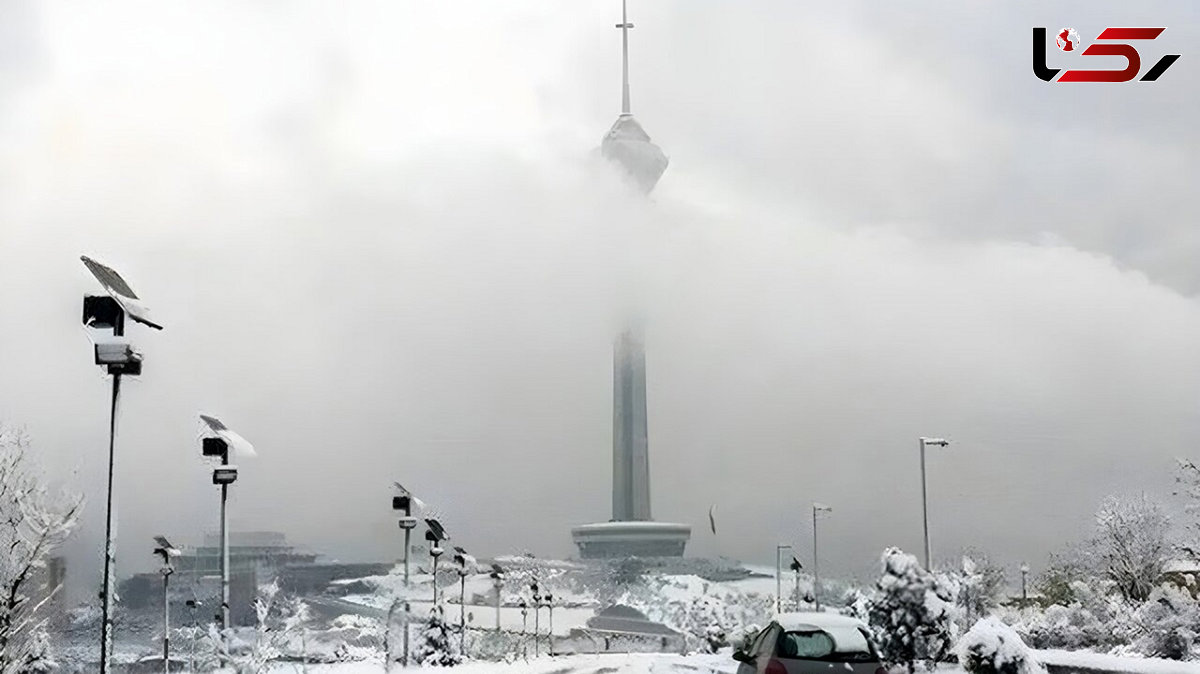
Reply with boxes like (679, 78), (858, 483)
(1, 0), (1199, 595)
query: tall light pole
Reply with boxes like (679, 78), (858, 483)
(81, 255), (163, 674)
(775, 544), (793, 614)
(152, 537), (180, 674)
(812, 503), (833, 611)
(200, 414), (256, 641)
(918, 437), (950, 569)
(1020, 563), (1030, 603)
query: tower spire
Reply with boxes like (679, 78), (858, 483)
(616, 0), (633, 115)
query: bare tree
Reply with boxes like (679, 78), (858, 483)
(1089, 494), (1171, 603)
(0, 425), (82, 674)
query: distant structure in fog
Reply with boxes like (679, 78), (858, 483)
(572, 0), (690, 560)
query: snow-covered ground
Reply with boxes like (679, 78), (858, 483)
(263, 652), (738, 673)
(1035, 650), (1200, 674)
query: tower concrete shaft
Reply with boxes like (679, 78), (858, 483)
(612, 329), (651, 521)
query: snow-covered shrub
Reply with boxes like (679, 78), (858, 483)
(953, 553), (1007, 630)
(0, 426), (82, 674)
(956, 617), (1046, 674)
(1019, 602), (1110, 651)
(415, 605), (461, 667)
(1131, 585), (1199, 660)
(1092, 495), (1172, 603)
(206, 582), (312, 673)
(841, 588), (872, 623)
(867, 547), (955, 673)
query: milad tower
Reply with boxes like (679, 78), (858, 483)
(571, 0), (691, 559)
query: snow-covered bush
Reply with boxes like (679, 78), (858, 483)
(1016, 587), (1125, 651)
(0, 426), (82, 674)
(867, 547), (956, 673)
(415, 605), (461, 667)
(956, 617), (1046, 674)
(1095, 495), (1172, 603)
(1131, 585), (1199, 660)
(206, 581), (312, 672)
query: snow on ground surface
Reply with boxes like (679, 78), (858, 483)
(1035, 649), (1200, 674)
(263, 652), (738, 673)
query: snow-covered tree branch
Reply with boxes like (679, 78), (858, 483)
(0, 424), (82, 674)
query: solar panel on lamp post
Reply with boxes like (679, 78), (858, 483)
(199, 414), (256, 647)
(918, 437), (950, 570)
(80, 255), (162, 674)
(152, 537), (180, 674)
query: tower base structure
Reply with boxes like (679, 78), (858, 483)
(571, 521), (691, 559)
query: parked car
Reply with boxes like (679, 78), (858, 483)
(733, 612), (886, 674)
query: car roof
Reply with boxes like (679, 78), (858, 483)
(773, 612), (868, 631)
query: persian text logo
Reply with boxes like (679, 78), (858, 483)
(1033, 27), (1180, 82)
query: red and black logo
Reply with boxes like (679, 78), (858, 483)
(1033, 27), (1180, 82)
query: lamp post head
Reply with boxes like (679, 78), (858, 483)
(920, 437), (950, 447)
(813, 502), (833, 514)
(1020, 563), (1030, 574)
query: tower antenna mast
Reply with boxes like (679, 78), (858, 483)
(617, 0), (633, 115)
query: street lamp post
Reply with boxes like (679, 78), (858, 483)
(489, 564), (504, 631)
(425, 519), (448, 607)
(775, 544), (793, 613)
(519, 599), (528, 661)
(390, 491), (419, 670)
(918, 437), (950, 569)
(788, 556), (803, 611)
(199, 414), (257, 644)
(81, 255), (162, 674)
(530, 581), (541, 657)
(152, 537), (180, 674)
(1020, 563), (1030, 603)
(545, 592), (554, 655)
(453, 548), (472, 656)
(185, 598), (200, 674)
(812, 503), (833, 611)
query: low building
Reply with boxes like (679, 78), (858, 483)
(570, 521), (691, 559)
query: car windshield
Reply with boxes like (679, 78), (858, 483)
(778, 628), (875, 662)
